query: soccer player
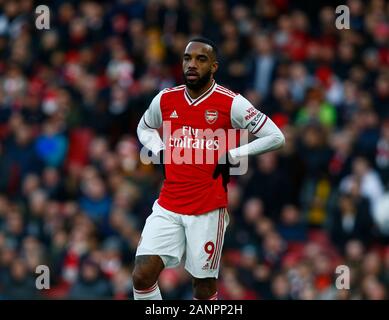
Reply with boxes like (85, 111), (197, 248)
(133, 37), (285, 300)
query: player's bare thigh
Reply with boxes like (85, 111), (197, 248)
(132, 255), (164, 290)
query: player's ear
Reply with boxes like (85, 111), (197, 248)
(212, 61), (219, 74)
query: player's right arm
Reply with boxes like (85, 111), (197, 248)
(137, 91), (165, 156)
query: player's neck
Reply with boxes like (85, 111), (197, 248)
(186, 79), (215, 99)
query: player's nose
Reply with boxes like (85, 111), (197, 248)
(187, 59), (197, 69)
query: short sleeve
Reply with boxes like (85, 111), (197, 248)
(230, 94), (268, 134)
(143, 91), (163, 129)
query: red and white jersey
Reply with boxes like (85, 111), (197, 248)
(142, 80), (268, 215)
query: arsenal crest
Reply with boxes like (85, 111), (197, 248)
(205, 109), (218, 124)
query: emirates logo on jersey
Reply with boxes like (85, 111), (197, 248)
(205, 110), (218, 124)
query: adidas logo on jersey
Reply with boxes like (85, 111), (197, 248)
(170, 110), (178, 118)
(202, 263), (209, 270)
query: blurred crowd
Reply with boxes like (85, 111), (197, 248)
(0, 0), (389, 300)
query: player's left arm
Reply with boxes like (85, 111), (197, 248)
(137, 91), (165, 156)
(229, 94), (285, 161)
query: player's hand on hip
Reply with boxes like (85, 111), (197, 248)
(212, 151), (239, 191)
(156, 148), (166, 180)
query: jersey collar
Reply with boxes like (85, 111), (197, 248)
(184, 80), (216, 106)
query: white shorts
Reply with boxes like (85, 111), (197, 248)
(136, 200), (229, 279)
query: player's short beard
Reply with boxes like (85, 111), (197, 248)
(184, 69), (212, 91)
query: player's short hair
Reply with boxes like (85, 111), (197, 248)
(188, 37), (218, 59)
